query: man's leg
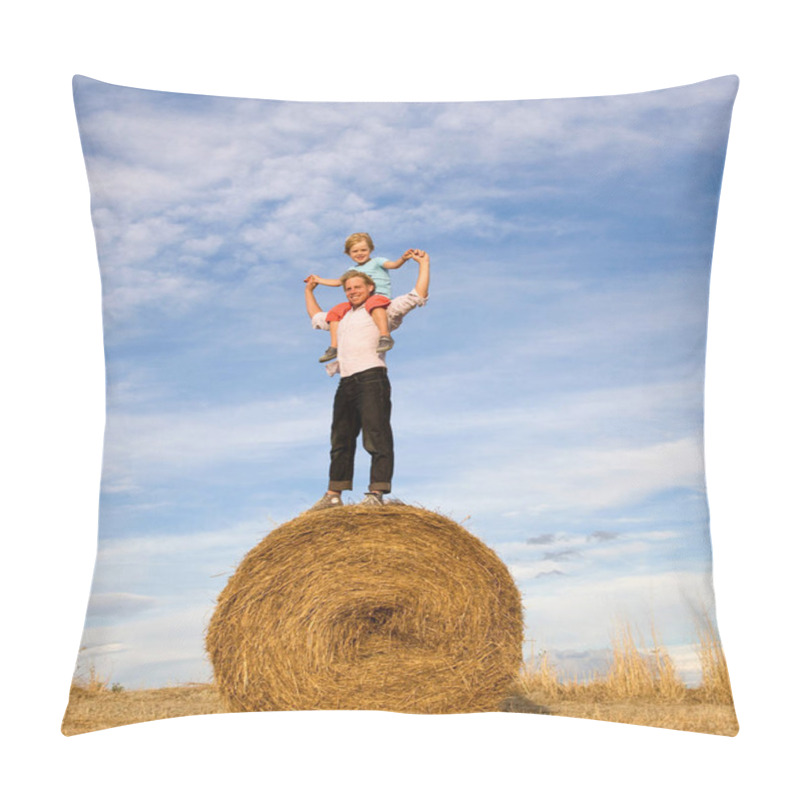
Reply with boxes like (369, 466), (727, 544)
(329, 377), (360, 493)
(357, 369), (394, 494)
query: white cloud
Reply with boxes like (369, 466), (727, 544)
(103, 265), (213, 317)
(100, 394), (329, 492)
(79, 642), (127, 657)
(97, 518), (271, 562)
(87, 592), (157, 617)
(408, 435), (703, 518)
(394, 369), (707, 516)
(76, 604), (215, 688)
(76, 79), (734, 318)
(183, 234), (225, 256)
(501, 527), (680, 559)
(520, 569), (717, 654)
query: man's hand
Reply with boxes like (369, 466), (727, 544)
(408, 249), (430, 298)
(304, 276), (323, 318)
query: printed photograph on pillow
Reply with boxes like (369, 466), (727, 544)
(63, 75), (738, 735)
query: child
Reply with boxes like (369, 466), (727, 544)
(306, 233), (414, 363)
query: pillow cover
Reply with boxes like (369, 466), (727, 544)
(63, 75), (738, 735)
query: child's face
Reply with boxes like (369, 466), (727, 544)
(347, 240), (372, 264)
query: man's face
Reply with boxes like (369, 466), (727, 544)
(344, 277), (372, 308)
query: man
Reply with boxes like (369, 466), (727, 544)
(304, 249), (430, 510)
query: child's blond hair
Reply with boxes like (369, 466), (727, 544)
(343, 232), (375, 255)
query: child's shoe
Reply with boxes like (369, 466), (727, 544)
(319, 346), (338, 363)
(377, 335), (394, 354)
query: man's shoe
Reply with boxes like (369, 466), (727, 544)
(361, 492), (385, 506)
(319, 346), (338, 363)
(308, 493), (343, 511)
(376, 335), (394, 353)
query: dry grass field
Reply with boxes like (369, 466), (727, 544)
(510, 618), (738, 736)
(62, 681), (227, 735)
(62, 617), (737, 736)
(62, 675), (736, 737)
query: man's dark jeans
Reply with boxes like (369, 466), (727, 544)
(328, 367), (393, 494)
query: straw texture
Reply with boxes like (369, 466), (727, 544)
(206, 505), (523, 713)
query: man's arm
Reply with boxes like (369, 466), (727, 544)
(385, 250), (430, 331)
(305, 278), (324, 320)
(410, 249), (430, 298)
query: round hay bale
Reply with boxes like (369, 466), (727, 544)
(206, 505), (523, 714)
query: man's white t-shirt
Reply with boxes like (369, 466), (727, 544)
(312, 291), (427, 377)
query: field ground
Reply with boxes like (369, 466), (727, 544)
(61, 683), (737, 736)
(502, 690), (738, 735)
(62, 684), (226, 735)
(64, 618), (736, 736)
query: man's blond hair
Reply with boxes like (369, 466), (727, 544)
(339, 269), (376, 291)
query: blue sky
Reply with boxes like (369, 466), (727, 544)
(72, 74), (738, 689)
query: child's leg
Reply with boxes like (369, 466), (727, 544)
(319, 320), (340, 363)
(371, 307), (394, 353)
(370, 307), (389, 337)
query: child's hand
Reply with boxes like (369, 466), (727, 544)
(402, 249), (415, 261)
(304, 275), (319, 288)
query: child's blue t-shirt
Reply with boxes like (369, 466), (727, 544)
(356, 257), (392, 298)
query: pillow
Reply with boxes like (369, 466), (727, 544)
(63, 75), (738, 735)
